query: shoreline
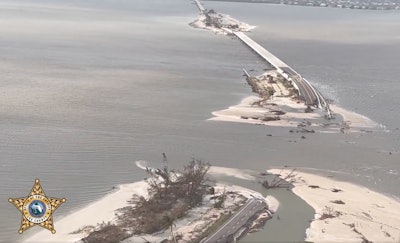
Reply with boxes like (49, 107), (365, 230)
(23, 181), (150, 243)
(24, 165), (272, 243)
(268, 168), (400, 242)
(201, 0), (400, 11)
(209, 95), (378, 132)
(23, 166), (400, 243)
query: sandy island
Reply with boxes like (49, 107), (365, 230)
(24, 165), (274, 243)
(208, 70), (378, 133)
(189, 2), (379, 133)
(268, 168), (400, 242)
(24, 184), (271, 243)
(24, 164), (400, 243)
(189, 10), (255, 35)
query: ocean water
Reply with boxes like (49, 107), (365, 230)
(0, 0), (399, 242)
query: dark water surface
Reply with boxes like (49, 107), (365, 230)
(0, 0), (399, 242)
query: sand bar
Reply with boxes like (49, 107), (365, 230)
(209, 95), (379, 132)
(268, 168), (400, 242)
(208, 165), (257, 180)
(209, 95), (325, 127)
(330, 104), (378, 129)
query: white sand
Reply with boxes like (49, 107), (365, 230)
(268, 168), (400, 242)
(331, 105), (377, 129)
(135, 160), (149, 171)
(209, 95), (322, 127)
(265, 195), (280, 213)
(209, 95), (380, 132)
(23, 181), (149, 243)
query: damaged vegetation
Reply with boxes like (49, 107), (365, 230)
(241, 71), (300, 123)
(81, 158), (211, 243)
(262, 168), (302, 189)
(318, 206), (342, 220)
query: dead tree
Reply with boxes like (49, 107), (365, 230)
(262, 168), (300, 189)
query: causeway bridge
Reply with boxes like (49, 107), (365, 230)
(233, 31), (332, 117)
(192, 0), (332, 118)
(233, 31), (331, 117)
(194, 0), (206, 13)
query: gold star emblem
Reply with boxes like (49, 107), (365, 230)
(8, 179), (66, 234)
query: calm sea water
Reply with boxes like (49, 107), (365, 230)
(0, 0), (399, 242)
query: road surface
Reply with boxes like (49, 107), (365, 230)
(201, 198), (266, 243)
(194, 0), (206, 13)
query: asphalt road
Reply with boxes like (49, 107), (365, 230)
(280, 67), (318, 106)
(292, 76), (318, 106)
(201, 198), (266, 243)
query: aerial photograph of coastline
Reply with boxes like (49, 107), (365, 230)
(1, 0), (399, 242)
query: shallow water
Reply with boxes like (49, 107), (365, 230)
(0, 0), (399, 242)
(210, 173), (315, 242)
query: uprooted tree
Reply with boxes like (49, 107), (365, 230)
(262, 168), (301, 189)
(146, 157), (211, 204)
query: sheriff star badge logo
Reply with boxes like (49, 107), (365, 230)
(8, 179), (66, 234)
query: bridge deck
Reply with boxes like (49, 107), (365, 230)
(194, 0), (205, 13)
(234, 32), (289, 69)
(233, 31), (323, 107)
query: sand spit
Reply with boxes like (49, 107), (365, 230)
(23, 181), (150, 243)
(189, 9), (255, 35)
(330, 105), (378, 129)
(209, 94), (378, 133)
(268, 168), (400, 243)
(208, 165), (257, 180)
(207, 70), (378, 132)
(209, 95), (323, 127)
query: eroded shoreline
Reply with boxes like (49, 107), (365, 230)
(268, 168), (400, 242)
(24, 166), (400, 243)
(23, 166), (274, 243)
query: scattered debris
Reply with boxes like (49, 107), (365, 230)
(340, 121), (351, 134)
(362, 212), (373, 220)
(298, 120), (312, 127)
(262, 169), (300, 189)
(319, 206), (342, 220)
(261, 116), (280, 122)
(289, 128), (315, 133)
(330, 200), (345, 205)
(305, 106), (314, 113)
(343, 223), (372, 243)
(270, 110), (285, 115)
